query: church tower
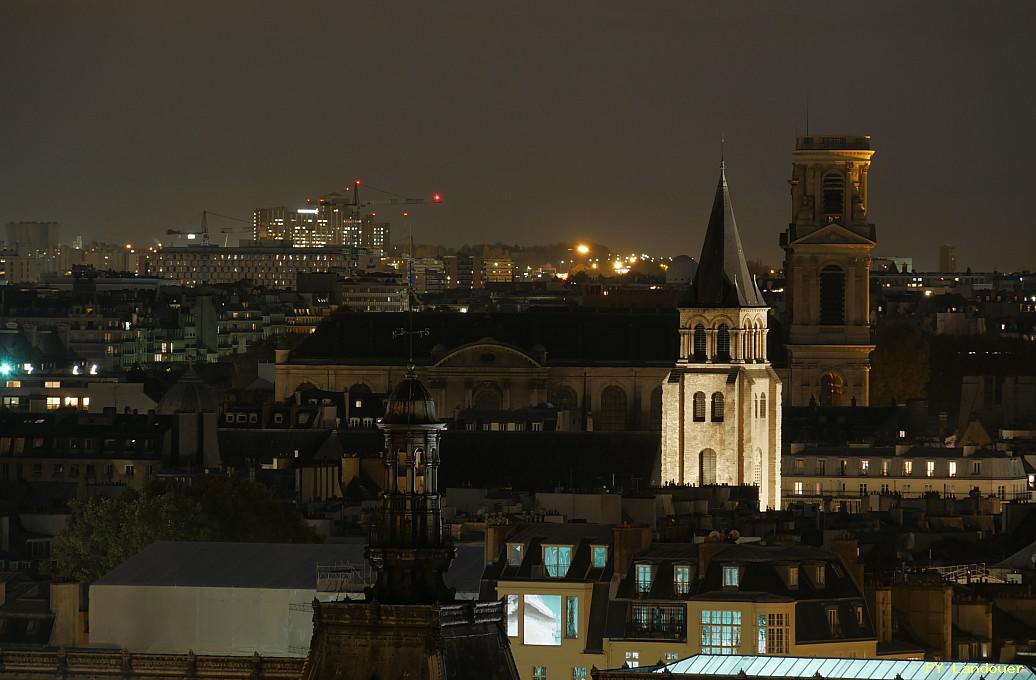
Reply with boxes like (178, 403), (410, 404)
(781, 135), (876, 407)
(302, 370), (520, 679)
(366, 371), (454, 603)
(661, 162), (782, 510)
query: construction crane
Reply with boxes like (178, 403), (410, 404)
(315, 180), (443, 219)
(166, 210), (250, 245)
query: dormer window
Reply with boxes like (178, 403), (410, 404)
(787, 565), (799, 589)
(591, 545), (608, 569)
(507, 543), (523, 566)
(723, 565), (740, 588)
(635, 563), (654, 593)
(543, 545), (573, 578)
(814, 564), (826, 586)
(674, 564), (691, 595)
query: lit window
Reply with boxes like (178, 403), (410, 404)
(46, 397), (60, 410)
(723, 565), (740, 588)
(44, 381), (61, 388)
(949, 461), (957, 477)
(827, 607), (841, 636)
(572, 669), (587, 680)
(815, 565), (826, 586)
(904, 460), (913, 476)
(63, 397), (78, 407)
(543, 545), (573, 578)
(505, 594), (518, 637)
(5, 380), (21, 388)
(591, 545), (608, 569)
(860, 460), (869, 474)
(674, 564), (691, 595)
(625, 651), (640, 668)
(701, 610), (741, 655)
(532, 666), (548, 680)
(794, 482), (803, 496)
(926, 461), (935, 477)
(758, 612), (787, 654)
(565, 595), (579, 639)
(635, 563), (653, 593)
(524, 595), (562, 646)
(881, 460), (889, 477)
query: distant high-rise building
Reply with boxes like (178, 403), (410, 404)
(781, 134), (877, 407)
(939, 244), (958, 272)
(5, 221), (61, 254)
(412, 257), (445, 294)
(252, 206), (390, 255)
(443, 254), (480, 289)
(482, 256), (514, 285)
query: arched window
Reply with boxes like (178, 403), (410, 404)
(711, 392), (725, 422)
(693, 324), (707, 362)
(759, 393), (767, 419)
(473, 384), (502, 411)
(413, 447), (425, 493)
(823, 171), (844, 218)
(649, 386), (663, 432)
(819, 265), (846, 325)
(693, 392), (706, 422)
(551, 385), (578, 412)
(395, 449), (409, 492)
(716, 324), (731, 362)
(598, 385), (627, 431)
(821, 372), (845, 407)
(700, 449), (717, 485)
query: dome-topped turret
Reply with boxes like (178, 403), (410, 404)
(157, 367), (219, 414)
(381, 373), (438, 425)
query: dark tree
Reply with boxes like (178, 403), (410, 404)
(870, 324), (930, 405)
(53, 477), (319, 582)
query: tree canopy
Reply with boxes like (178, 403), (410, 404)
(53, 476), (320, 583)
(870, 324), (931, 406)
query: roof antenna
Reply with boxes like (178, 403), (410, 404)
(392, 210), (429, 375)
(805, 95), (810, 136)
(720, 133), (725, 170)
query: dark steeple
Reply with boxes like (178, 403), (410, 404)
(684, 161), (766, 308)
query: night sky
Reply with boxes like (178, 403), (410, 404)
(2, 1), (1034, 271)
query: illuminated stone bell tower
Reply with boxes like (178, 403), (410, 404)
(780, 135), (877, 407)
(661, 161), (782, 510)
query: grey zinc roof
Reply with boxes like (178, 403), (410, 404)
(645, 655), (1036, 680)
(94, 541), (485, 594)
(683, 164), (766, 309)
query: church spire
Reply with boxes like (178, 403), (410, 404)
(684, 159), (766, 308)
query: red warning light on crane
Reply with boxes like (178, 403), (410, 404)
(432, 193), (443, 203)
(354, 179), (362, 186)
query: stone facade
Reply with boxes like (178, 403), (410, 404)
(661, 308), (782, 509)
(276, 341), (669, 432)
(781, 135), (877, 407)
(660, 164), (782, 509)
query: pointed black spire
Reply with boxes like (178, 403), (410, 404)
(684, 161), (766, 308)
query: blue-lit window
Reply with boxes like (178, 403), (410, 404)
(635, 563), (653, 593)
(701, 610), (742, 654)
(565, 595), (579, 639)
(723, 565), (740, 588)
(591, 545), (608, 569)
(572, 668), (587, 680)
(543, 545), (573, 578)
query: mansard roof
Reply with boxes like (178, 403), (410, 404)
(683, 164), (766, 309)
